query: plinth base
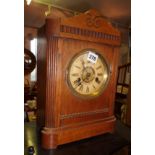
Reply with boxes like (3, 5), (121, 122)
(41, 116), (116, 149)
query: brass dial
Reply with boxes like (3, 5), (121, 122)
(67, 50), (110, 99)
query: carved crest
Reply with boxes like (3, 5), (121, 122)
(46, 9), (121, 46)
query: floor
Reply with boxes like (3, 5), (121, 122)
(24, 119), (131, 155)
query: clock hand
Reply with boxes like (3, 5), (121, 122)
(74, 78), (82, 89)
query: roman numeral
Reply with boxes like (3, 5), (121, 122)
(71, 73), (79, 77)
(80, 58), (85, 65)
(73, 78), (81, 87)
(93, 85), (96, 89)
(97, 73), (103, 76)
(86, 86), (89, 93)
(74, 65), (81, 69)
(96, 65), (102, 70)
(79, 84), (83, 91)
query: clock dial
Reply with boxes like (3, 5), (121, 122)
(67, 50), (110, 98)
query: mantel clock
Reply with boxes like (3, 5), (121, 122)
(37, 9), (121, 149)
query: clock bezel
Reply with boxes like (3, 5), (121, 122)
(66, 49), (111, 99)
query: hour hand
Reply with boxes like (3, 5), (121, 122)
(74, 78), (81, 89)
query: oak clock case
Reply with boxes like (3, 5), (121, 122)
(66, 50), (110, 99)
(37, 9), (121, 149)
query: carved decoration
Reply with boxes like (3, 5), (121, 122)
(60, 108), (109, 119)
(86, 12), (103, 28)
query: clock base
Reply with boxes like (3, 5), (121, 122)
(41, 116), (116, 149)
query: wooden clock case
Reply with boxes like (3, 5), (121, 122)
(37, 9), (121, 149)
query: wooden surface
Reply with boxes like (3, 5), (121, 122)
(24, 122), (130, 155)
(37, 25), (47, 130)
(45, 9), (121, 46)
(37, 9), (121, 149)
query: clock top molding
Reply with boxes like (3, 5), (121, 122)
(45, 9), (121, 46)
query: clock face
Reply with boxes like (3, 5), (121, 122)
(67, 50), (110, 99)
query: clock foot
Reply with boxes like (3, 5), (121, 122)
(41, 129), (58, 149)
